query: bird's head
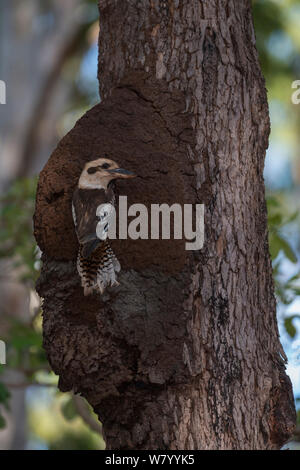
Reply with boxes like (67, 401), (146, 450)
(78, 158), (136, 190)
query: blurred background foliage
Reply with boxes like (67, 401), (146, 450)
(0, 0), (299, 450)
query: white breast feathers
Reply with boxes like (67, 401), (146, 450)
(96, 203), (115, 241)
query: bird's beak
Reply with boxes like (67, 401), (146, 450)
(108, 168), (136, 178)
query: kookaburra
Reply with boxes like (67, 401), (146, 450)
(72, 158), (136, 296)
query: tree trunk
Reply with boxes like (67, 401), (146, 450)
(34, 0), (296, 450)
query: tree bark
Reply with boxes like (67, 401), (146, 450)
(34, 0), (296, 450)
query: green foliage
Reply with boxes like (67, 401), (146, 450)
(0, 177), (48, 380)
(61, 398), (77, 422)
(7, 320), (47, 372)
(267, 194), (300, 341)
(252, 0), (288, 81)
(268, 195), (298, 264)
(284, 315), (300, 339)
(48, 431), (102, 451)
(0, 382), (11, 408)
(0, 378), (11, 429)
(10, 322), (42, 350)
(0, 177), (45, 428)
(0, 176), (102, 448)
(0, 177), (39, 284)
(297, 398), (300, 425)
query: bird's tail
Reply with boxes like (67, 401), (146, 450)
(77, 241), (120, 296)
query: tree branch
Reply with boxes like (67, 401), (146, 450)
(72, 394), (102, 435)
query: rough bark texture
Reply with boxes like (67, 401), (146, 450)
(34, 0), (296, 450)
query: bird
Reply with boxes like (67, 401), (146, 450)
(72, 158), (136, 296)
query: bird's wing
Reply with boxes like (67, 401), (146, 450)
(72, 188), (110, 257)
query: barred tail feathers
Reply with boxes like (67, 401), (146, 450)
(77, 241), (120, 295)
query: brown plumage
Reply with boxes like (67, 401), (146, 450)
(72, 158), (135, 295)
(77, 240), (120, 296)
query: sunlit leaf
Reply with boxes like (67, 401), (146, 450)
(61, 398), (77, 422)
(284, 315), (300, 338)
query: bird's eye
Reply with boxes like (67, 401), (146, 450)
(87, 167), (98, 174)
(101, 163), (110, 169)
